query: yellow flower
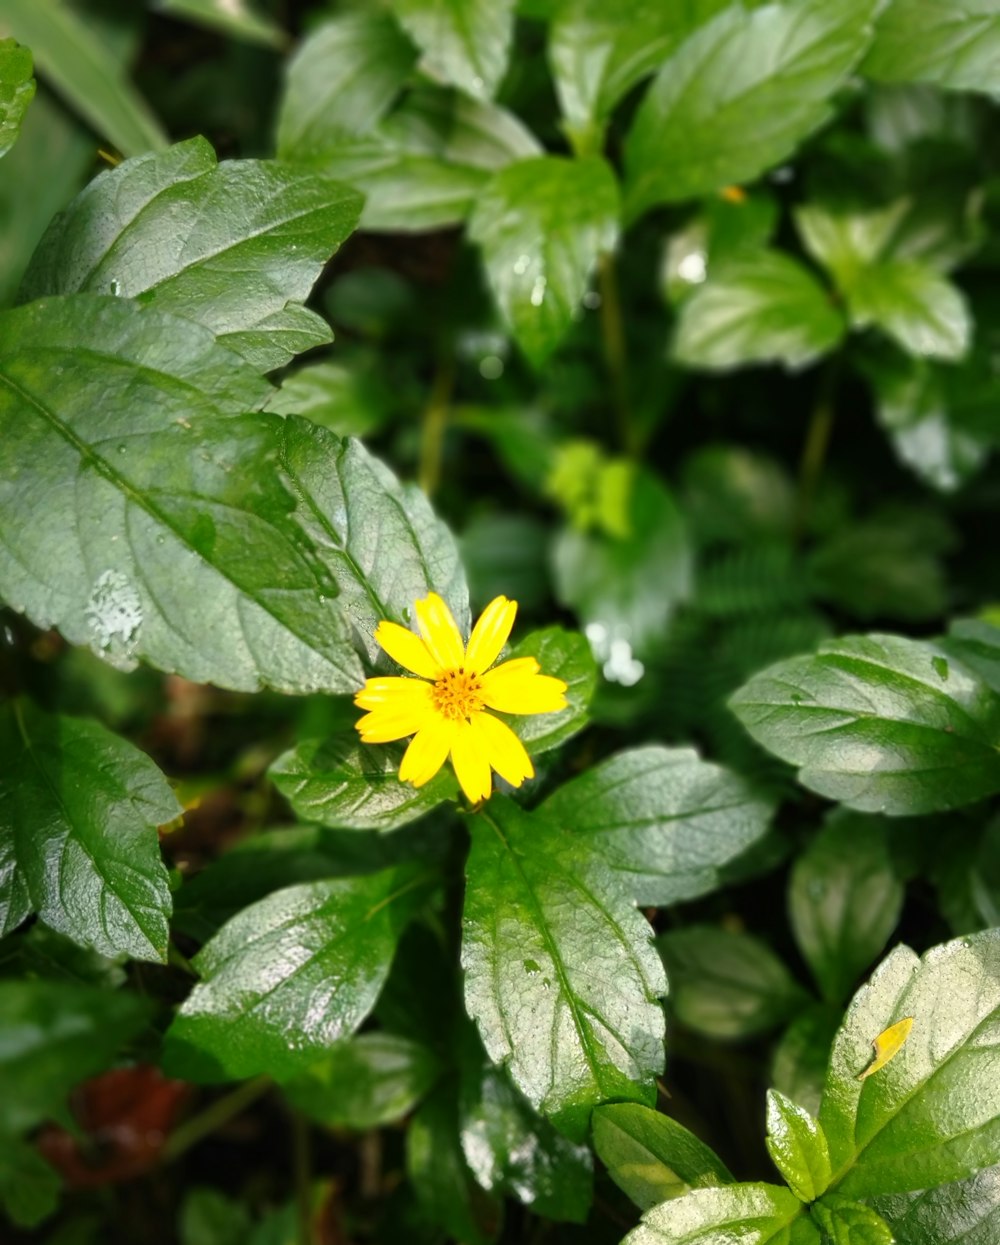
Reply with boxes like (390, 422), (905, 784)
(354, 593), (568, 803)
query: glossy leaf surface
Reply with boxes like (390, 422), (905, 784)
(864, 1), (1000, 91)
(623, 1182), (819, 1244)
(0, 37), (34, 159)
(765, 1090), (833, 1203)
(386, 0), (515, 98)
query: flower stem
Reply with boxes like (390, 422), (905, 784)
(597, 252), (633, 455)
(418, 358), (455, 499)
(162, 1075), (271, 1162)
(795, 358), (840, 543)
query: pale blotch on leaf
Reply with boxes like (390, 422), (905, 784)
(858, 1016), (914, 1080)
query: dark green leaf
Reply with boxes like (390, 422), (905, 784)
(163, 866), (431, 1081)
(848, 259), (971, 361)
(504, 626), (596, 756)
(771, 1005), (842, 1119)
(622, 1182), (820, 1244)
(872, 1164), (1000, 1245)
(264, 361), (388, 438)
(820, 931), (1000, 1197)
(0, 700), (177, 961)
(624, 0), (878, 217)
(469, 155), (619, 367)
(0, 295), (363, 694)
(540, 745), (775, 906)
(673, 252), (844, 372)
(765, 1089), (833, 1202)
(283, 1033), (442, 1129)
(0, 1137), (61, 1228)
(1, 0), (166, 157)
(21, 137), (362, 372)
(386, 0), (515, 98)
(658, 926), (808, 1039)
(154, 0), (285, 48)
(591, 1103), (734, 1211)
(0, 979), (148, 1136)
(462, 798), (666, 1141)
(812, 1194), (894, 1245)
(0, 37), (34, 159)
(864, 1), (1000, 92)
(180, 1188), (252, 1245)
(729, 633), (1000, 815)
(944, 618), (1000, 695)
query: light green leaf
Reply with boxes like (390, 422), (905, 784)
(0, 0), (166, 156)
(624, 0), (878, 218)
(673, 251), (845, 372)
(623, 1183), (820, 1245)
(503, 626), (596, 756)
(462, 797), (666, 1141)
(540, 745), (775, 907)
(469, 155), (619, 367)
(0, 700), (177, 962)
(283, 1033), (443, 1129)
(765, 1090), (833, 1203)
(658, 926), (808, 1039)
(153, 0), (285, 48)
(795, 200), (910, 290)
(790, 812), (904, 1004)
(0, 979), (148, 1137)
(265, 361), (388, 439)
(591, 1103), (734, 1211)
(0, 295), (364, 694)
(729, 633), (1000, 815)
(163, 866), (430, 1081)
(812, 1195), (894, 1244)
(848, 259), (971, 361)
(0, 1137), (60, 1228)
(872, 1164), (1000, 1244)
(21, 137), (362, 372)
(0, 37), (34, 159)
(820, 931), (1000, 1197)
(386, 0), (515, 98)
(864, 0), (1000, 92)
(548, 0), (731, 151)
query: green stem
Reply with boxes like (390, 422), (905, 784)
(795, 359), (841, 544)
(418, 359), (455, 499)
(597, 252), (633, 454)
(162, 1076), (271, 1163)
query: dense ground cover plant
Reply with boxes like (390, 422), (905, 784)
(2, 0), (1000, 1241)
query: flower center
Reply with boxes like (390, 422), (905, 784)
(432, 667), (483, 721)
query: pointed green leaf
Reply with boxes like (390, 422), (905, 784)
(163, 866), (431, 1081)
(673, 251), (845, 372)
(790, 812), (904, 1004)
(540, 746), (774, 906)
(872, 1164), (1000, 1244)
(766, 1090), (833, 1203)
(592, 1103), (734, 1211)
(0, 700), (177, 961)
(812, 1195), (894, 1244)
(462, 798), (666, 1141)
(386, 0), (515, 98)
(730, 634), (1000, 815)
(0, 295), (363, 694)
(864, 1), (1000, 92)
(21, 137), (362, 373)
(0, 38), (34, 159)
(847, 259), (971, 361)
(820, 931), (1000, 1197)
(469, 155), (619, 367)
(623, 1183), (820, 1244)
(624, 0), (878, 217)
(154, 0), (285, 48)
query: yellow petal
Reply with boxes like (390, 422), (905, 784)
(858, 1016), (914, 1080)
(472, 712), (534, 788)
(375, 620), (440, 679)
(355, 693), (432, 742)
(465, 596), (517, 675)
(414, 592), (466, 671)
(479, 659), (568, 715)
(354, 676), (431, 710)
(398, 718), (455, 787)
(450, 719), (492, 803)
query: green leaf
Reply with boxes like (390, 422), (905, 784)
(1, 0), (167, 156)
(789, 812), (904, 1004)
(539, 745), (775, 907)
(0, 700), (177, 961)
(282, 1033), (443, 1129)
(795, 200), (910, 291)
(820, 931), (1000, 1197)
(766, 1090), (833, 1203)
(658, 927), (808, 1039)
(504, 626), (596, 756)
(462, 797), (667, 1141)
(264, 361), (388, 439)
(386, 0), (515, 98)
(729, 634), (1000, 815)
(623, 1183), (820, 1245)
(0, 295), (363, 694)
(623, 0), (878, 218)
(164, 866), (430, 1081)
(21, 137), (362, 373)
(153, 0), (285, 48)
(872, 1164), (1000, 1244)
(591, 1103), (734, 1211)
(180, 1188), (252, 1245)
(552, 468), (692, 665)
(276, 11), (418, 156)
(812, 1195), (894, 1245)
(0, 37), (34, 159)
(0, 1136), (61, 1228)
(944, 618), (1000, 696)
(848, 260), (971, 361)
(771, 1005), (843, 1118)
(469, 155), (619, 367)
(548, 0), (731, 151)
(0, 979), (148, 1136)
(864, 1), (1000, 92)
(672, 251), (845, 372)
(270, 736), (456, 833)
